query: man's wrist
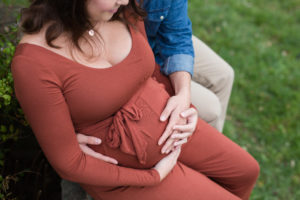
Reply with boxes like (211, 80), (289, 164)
(176, 87), (190, 97)
(169, 71), (191, 95)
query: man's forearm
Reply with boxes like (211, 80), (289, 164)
(169, 71), (191, 102)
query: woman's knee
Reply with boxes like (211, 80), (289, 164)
(247, 158), (260, 183)
(231, 156), (260, 199)
(238, 154), (260, 185)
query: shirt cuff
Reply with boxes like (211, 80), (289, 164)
(161, 54), (194, 77)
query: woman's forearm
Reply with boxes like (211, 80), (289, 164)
(11, 56), (161, 187)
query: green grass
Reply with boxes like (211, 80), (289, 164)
(188, 0), (300, 199)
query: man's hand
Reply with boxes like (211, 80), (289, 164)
(158, 70), (194, 154)
(76, 133), (118, 165)
(158, 90), (190, 154)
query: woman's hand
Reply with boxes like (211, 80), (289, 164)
(153, 146), (181, 181)
(76, 133), (118, 165)
(169, 107), (198, 151)
(77, 132), (181, 182)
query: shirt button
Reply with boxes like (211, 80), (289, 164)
(160, 16), (164, 20)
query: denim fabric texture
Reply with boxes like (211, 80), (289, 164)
(141, 0), (195, 77)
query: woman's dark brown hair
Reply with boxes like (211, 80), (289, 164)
(20, 0), (146, 51)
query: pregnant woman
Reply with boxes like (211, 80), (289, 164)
(11, 0), (259, 199)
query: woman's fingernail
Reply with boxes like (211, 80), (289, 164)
(160, 116), (166, 121)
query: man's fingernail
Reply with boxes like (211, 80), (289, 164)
(95, 138), (101, 144)
(158, 139), (162, 145)
(160, 116), (166, 121)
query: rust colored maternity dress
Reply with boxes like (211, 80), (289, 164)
(11, 20), (259, 200)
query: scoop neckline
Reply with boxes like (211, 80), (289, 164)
(17, 24), (135, 71)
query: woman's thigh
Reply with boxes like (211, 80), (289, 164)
(90, 162), (240, 200)
(179, 118), (258, 178)
(178, 118), (259, 199)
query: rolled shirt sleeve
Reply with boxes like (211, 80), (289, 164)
(162, 54), (194, 77)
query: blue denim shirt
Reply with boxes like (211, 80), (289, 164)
(142, 0), (194, 77)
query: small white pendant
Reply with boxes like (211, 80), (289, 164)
(88, 29), (95, 36)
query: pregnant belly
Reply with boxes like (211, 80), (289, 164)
(80, 77), (170, 169)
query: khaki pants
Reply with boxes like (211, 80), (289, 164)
(61, 36), (235, 199)
(191, 35), (234, 132)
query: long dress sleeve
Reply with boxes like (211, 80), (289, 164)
(11, 55), (160, 187)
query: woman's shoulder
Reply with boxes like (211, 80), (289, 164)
(15, 28), (63, 67)
(12, 38), (63, 88)
(15, 29), (46, 59)
(13, 32), (58, 75)
(13, 34), (47, 70)
(17, 23), (65, 54)
(18, 29), (47, 47)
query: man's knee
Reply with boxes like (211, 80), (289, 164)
(221, 63), (235, 87)
(191, 34), (235, 90)
(201, 98), (222, 123)
(191, 81), (222, 123)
